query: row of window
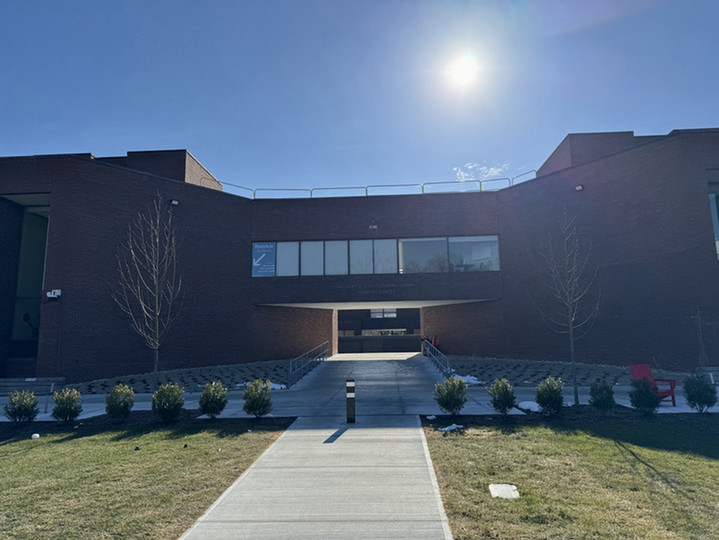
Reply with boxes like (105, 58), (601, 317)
(252, 235), (500, 277)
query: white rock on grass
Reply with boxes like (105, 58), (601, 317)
(518, 401), (541, 412)
(489, 484), (520, 499)
(31, 433), (40, 440)
(426, 415), (437, 420)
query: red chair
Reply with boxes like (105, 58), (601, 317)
(630, 364), (676, 406)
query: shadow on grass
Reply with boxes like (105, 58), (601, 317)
(422, 408), (719, 460)
(0, 411), (295, 446)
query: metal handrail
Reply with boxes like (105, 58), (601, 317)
(366, 183), (423, 196)
(422, 339), (454, 379)
(218, 171), (539, 200)
(511, 170), (537, 184)
(254, 188), (313, 199)
(288, 341), (330, 388)
(422, 180), (482, 193)
(218, 181), (255, 197)
(478, 177), (511, 190)
(311, 186), (368, 197)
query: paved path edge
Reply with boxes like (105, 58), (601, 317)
(418, 418), (453, 540)
(177, 417), (300, 540)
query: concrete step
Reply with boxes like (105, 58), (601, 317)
(0, 377), (66, 396)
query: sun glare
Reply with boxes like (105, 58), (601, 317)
(446, 51), (481, 90)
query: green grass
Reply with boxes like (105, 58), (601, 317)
(0, 411), (293, 539)
(424, 408), (719, 539)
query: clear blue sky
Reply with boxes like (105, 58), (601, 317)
(2, 0), (717, 195)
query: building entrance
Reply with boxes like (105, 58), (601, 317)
(337, 308), (421, 353)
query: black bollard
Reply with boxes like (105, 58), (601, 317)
(346, 379), (355, 423)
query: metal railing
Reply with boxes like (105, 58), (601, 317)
(287, 341), (330, 388)
(422, 339), (454, 379)
(219, 171), (538, 200)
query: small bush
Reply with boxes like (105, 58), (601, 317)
(152, 383), (184, 422)
(486, 378), (517, 415)
(51, 388), (82, 422)
(536, 376), (564, 415)
(200, 380), (228, 419)
(3, 390), (39, 423)
(434, 376), (467, 416)
(243, 379), (273, 418)
(629, 378), (660, 415)
(589, 379), (615, 412)
(683, 375), (717, 413)
(106, 384), (135, 420)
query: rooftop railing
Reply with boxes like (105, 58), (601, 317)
(220, 170), (537, 199)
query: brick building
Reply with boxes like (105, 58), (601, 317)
(1, 129), (718, 382)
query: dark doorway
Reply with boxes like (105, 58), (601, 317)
(338, 308), (422, 353)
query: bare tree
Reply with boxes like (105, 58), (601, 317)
(112, 193), (182, 387)
(538, 208), (600, 406)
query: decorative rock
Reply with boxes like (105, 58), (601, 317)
(489, 484), (520, 499)
(31, 433), (40, 440)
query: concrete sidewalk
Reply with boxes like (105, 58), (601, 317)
(180, 415), (452, 540)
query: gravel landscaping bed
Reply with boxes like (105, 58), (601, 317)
(69, 359), (292, 394)
(448, 355), (688, 386)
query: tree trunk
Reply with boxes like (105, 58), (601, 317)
(569, 324), (579, 406)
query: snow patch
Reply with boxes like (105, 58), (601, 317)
(438, 424), (464, 432)
(518, 401), (541, 412)
(455, 375), (483, 385)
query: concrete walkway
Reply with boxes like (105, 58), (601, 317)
(180, 353), (452, 540)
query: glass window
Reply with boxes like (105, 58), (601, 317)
(449, 235), (500, 271)
(325, 240), (348, 275)
(373, 239), (397, 274)
(276, 242), (299, 276)
(350, 240), (373, 274)
(398, 237), (448, 273)
(301, 241), (324, 276)
(370, 308), (397, 318)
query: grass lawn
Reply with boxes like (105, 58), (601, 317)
(0, 411), (293, 539)
(424, 408), (719, 540)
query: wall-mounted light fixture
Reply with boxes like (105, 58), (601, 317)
(574, 185), (584, 191)
(170, 199), (179, 206)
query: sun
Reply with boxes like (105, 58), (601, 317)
(445, 51), (481, 90)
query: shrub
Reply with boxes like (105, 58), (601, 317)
(683, 375), (717, 413)
(486, 378), (517, 415)
(106, 384), (135, 420)
(243, 379), (273, 418)
(200, 380), (228, 419)
(629, 378), (660, 415)
(536, 376), (564, 415)
(3, 390), (39, 423)
(434, 376), (467, 416)
(589, 379), (615, 412)
(152, 383), (184, 422)
(51, 388), (83, 422)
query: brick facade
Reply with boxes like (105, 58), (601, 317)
(1, 129), (718, 381)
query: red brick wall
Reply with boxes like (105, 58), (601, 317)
(33, 157), (334, 381)
(423, 131), (719, 371)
